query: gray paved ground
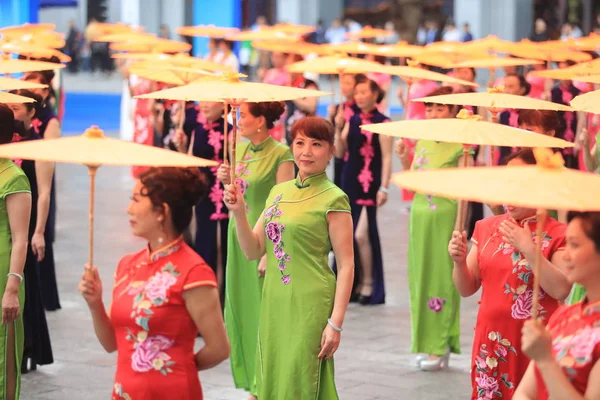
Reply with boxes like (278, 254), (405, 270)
(19, 156), (480, 400)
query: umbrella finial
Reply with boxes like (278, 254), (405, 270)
(487, 86), (504, 94)
(456, 108), (482, 121)
(407, 59), (420, 68)
(84, 126), (105, 139)
(220, 72), (247, 83)
(533, 148), (564, 169)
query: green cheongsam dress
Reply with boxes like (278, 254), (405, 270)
(257, 171), (350, 400)
(408, 140), (464, 356)
(0, 159), (31, 400)
(224, 137), (293, 395)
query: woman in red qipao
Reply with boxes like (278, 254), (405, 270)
(515, 212), (600, 400)
(79, 167), (230, 400)
(449, 149), (572, 400)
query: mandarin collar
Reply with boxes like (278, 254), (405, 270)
(294, 170), (328, 189)
(249, 136), (273, 153)
(147, 236), (183, 263)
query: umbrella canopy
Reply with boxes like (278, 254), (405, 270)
(528, 59), (600, 80)
(0, 76), (47, 91)
(412, 90), (573, 111)
(460, 35), (515, 53)
(177, 25), (240, 38)
(361, 109), (574, 149)
(110, 39), (191, 53)
(412, 51), (491, 69)
(136, 73), (331, 103)
(0, 42), (71, 62)
(271, 23), (315, 36)
(95, 22), (141, 34)
(0, 126), (217, 168)
(130, 58), (228, 73)
(506, 40), (592, 62)
(0, 32), (65, 49)
(570, 89), (600, 113)
(251, 40), (330, 56)
(0, 58), (66, 74)
(128, 65), (214, 86)
(380, 65), (478, 87)
(345, 26), (394, 40)
(0, 91), (37, 103)
(391, 148), (600, 211)
(95, 32), (156, 43)
(0, 23), (56, 37)
(286, 55), (389, 74)
(227, 28), (299, 42)
(451, 57), (544, 69)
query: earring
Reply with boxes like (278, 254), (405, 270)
(157, 217), (164, 244)
(257, 127), (261, 133)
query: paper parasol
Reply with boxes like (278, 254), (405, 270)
(130, 58), (228, 73)
(226, 28), (300, 42)
(412, 90), (573, 111)
(528, 59), (600, 80)
(412, 51), (490, 69)
(128, 66), (214, 86)
(0, 91), (37, 103)
(286, 55), (390, 74)
(252, 41), (331, 56)
(460, 35), (515, 53)
(0, 126), (216, 270)
(0, 58), (66, 74)
(0, 23), (56, 37)
(95, 32), (156, 43)
(110, 39), (191, 53)
(95, 22), (141, 34)
(177, 25), (240, 38)
(137, 73), (330, 185)
(570, 89), (600, 113)
(0, 76), (47, 90)
(506, 40), (591, 62)
(271, 23), (315, 36)
(0, 42), (71, 63)
(392, 148), (600, 319)
(0, 31), (66, 49)
(451, 57), (543, 69)
(380, 65), (478, 87)
(345, 26), (394, 39)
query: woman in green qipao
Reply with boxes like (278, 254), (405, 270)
(217, 102), (294, 399)
(0, 105), (33, 400)
(223, 117), (354, 400)
(396, 88), (472, 371)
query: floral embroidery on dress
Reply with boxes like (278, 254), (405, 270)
(149, 246), (181, 263)
(552, 326), (600, 380)
(356, 113), (376, 207)
(113, 383), (132, 400)
(474, 331), (517, 399)
(560, 87), (576, 155)
(31, 118), (42, 135)
(235, 156), (252, 212)
(205, 120), (228, 220)
(412, 148), (437, 210)
(264, 194), (291, 284)
(499, 227), (552, 320)
(427, 297), (446, 312)
(125, 263), (179, 375)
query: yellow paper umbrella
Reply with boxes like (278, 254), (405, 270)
(528, 59), (600, 80)
(324, 41), (393, 56)
(137, 73), (331, 183)
(286, 55), (390, 74)
(177, 25), (240, 38)
(0, 23), (56, 37)
(226, 28), (300, 42)
(374, 42), (424, 58)
(0, 57), (66, 74)
(95, 22), (141, 34)
(110, 38), (192, 54)
(380, 65), (479, 87)
(412, 51), (491, 69)
(128, 66), (213, 86)
(570, 89), (600, 113)
(0, 91), (38, 103)
(0, 32), (66, 50)
(130, 58), (228, 73)
(0, 42), (71, 62)
(345, 26), (394, 40)
(460, 35), (515, 53)
(506, 40), (592, 62)
(252, 41), (331, 56)
(0, 126), (217, 269)
(451, 57), (544, 69)
(412, 90), (573, 111)
(0, 76), (47, 90)
(392, 148), (600, 319)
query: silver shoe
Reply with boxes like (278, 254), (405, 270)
(418, 352), (450, 372)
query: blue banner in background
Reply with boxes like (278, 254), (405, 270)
(40, 0), (77, 7)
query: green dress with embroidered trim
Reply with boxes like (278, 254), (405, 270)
(224, 136), (293, 395)
(256, 171), (350, 400)
(567, 131), (600, 305)
(408, 140), (463, 356)
(0, 159), (31, 400)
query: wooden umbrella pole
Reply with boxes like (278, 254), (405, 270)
(454, 145), (471, 231)
(229, 104), (240, 185)
(330, 74), (335, 106)
(223, 102), (229, 165)
(531, 209), (548, 320)
(337, 71), (344, 116)
(404, 81), (413, 120)
(178, 100), (186, 130)
(87, 166), (98, 273)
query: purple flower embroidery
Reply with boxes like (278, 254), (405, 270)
(427, 297), (446, 313)
(475, 372), (499, 399)
(265, 222), (283, 245)
(235, 178), (249, 195)
(511, 290), (543, 320)
(131, 335), (173, 372)
(145, 272), (178, 303)
(281, 275), (291, 285)
(265, 206), (276, 218)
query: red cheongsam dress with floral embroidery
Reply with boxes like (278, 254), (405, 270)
(470, 214), (566, 400)
(535, 299), (600, 399)
(110, 238), (217, 400)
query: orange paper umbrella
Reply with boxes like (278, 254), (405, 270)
(137, 73), (330, 183)
(0, 32), (66, 49)
(0, 42), (71, 62)
(0, 57), (66, 74)
(506, 40), (591, 62)
(528, 59), (600, 80)
(0, 23), (56, 37)
(412, 51), (491, 69)
(570, 89), (600, 113)
(95, 22), (141, 34)
(345, 25), (394, 40)
(227, 28), (300, 42)
(177, 25), (240, 38)
(271, 23), (315, 36)
(380, 64), (479, 87)
(0, 126), (216, 270)
(129, 65), (214, 86)
(286, 55), (389, 74)
(130, 58), (229, 73)
(451, 56), (543, 69)
(460, 35), (515, 53)
(252, 40), (331, 56)
(392, 148), (600, 319)
(110, 38), (192, 54)
(374, 42), (424, 58)
(95, 32), (156, 43)
(0, 91), (38, 103)
(412, 89), (573, 111)
(0, 76), (47, 90)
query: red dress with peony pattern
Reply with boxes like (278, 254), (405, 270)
(110, 238), (217, 400)
(535, 299), (600, 399)
(469, 214), (566, 400)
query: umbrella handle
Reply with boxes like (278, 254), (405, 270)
(454, 145), (471, 231)
(230, 105), (239, 185)
(86, 166), (98, 275)
(223, 102), (229, 165)
(178, 100), (186, 130)
(403, 82), (412, 120)
(531, 209), (547, 320)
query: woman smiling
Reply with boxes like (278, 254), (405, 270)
(224, 116), (354, 399)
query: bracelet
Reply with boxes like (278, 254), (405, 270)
(327, 318), (343, 332)
(7, 272), (23, 282)
(378, 186), (389, 194)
